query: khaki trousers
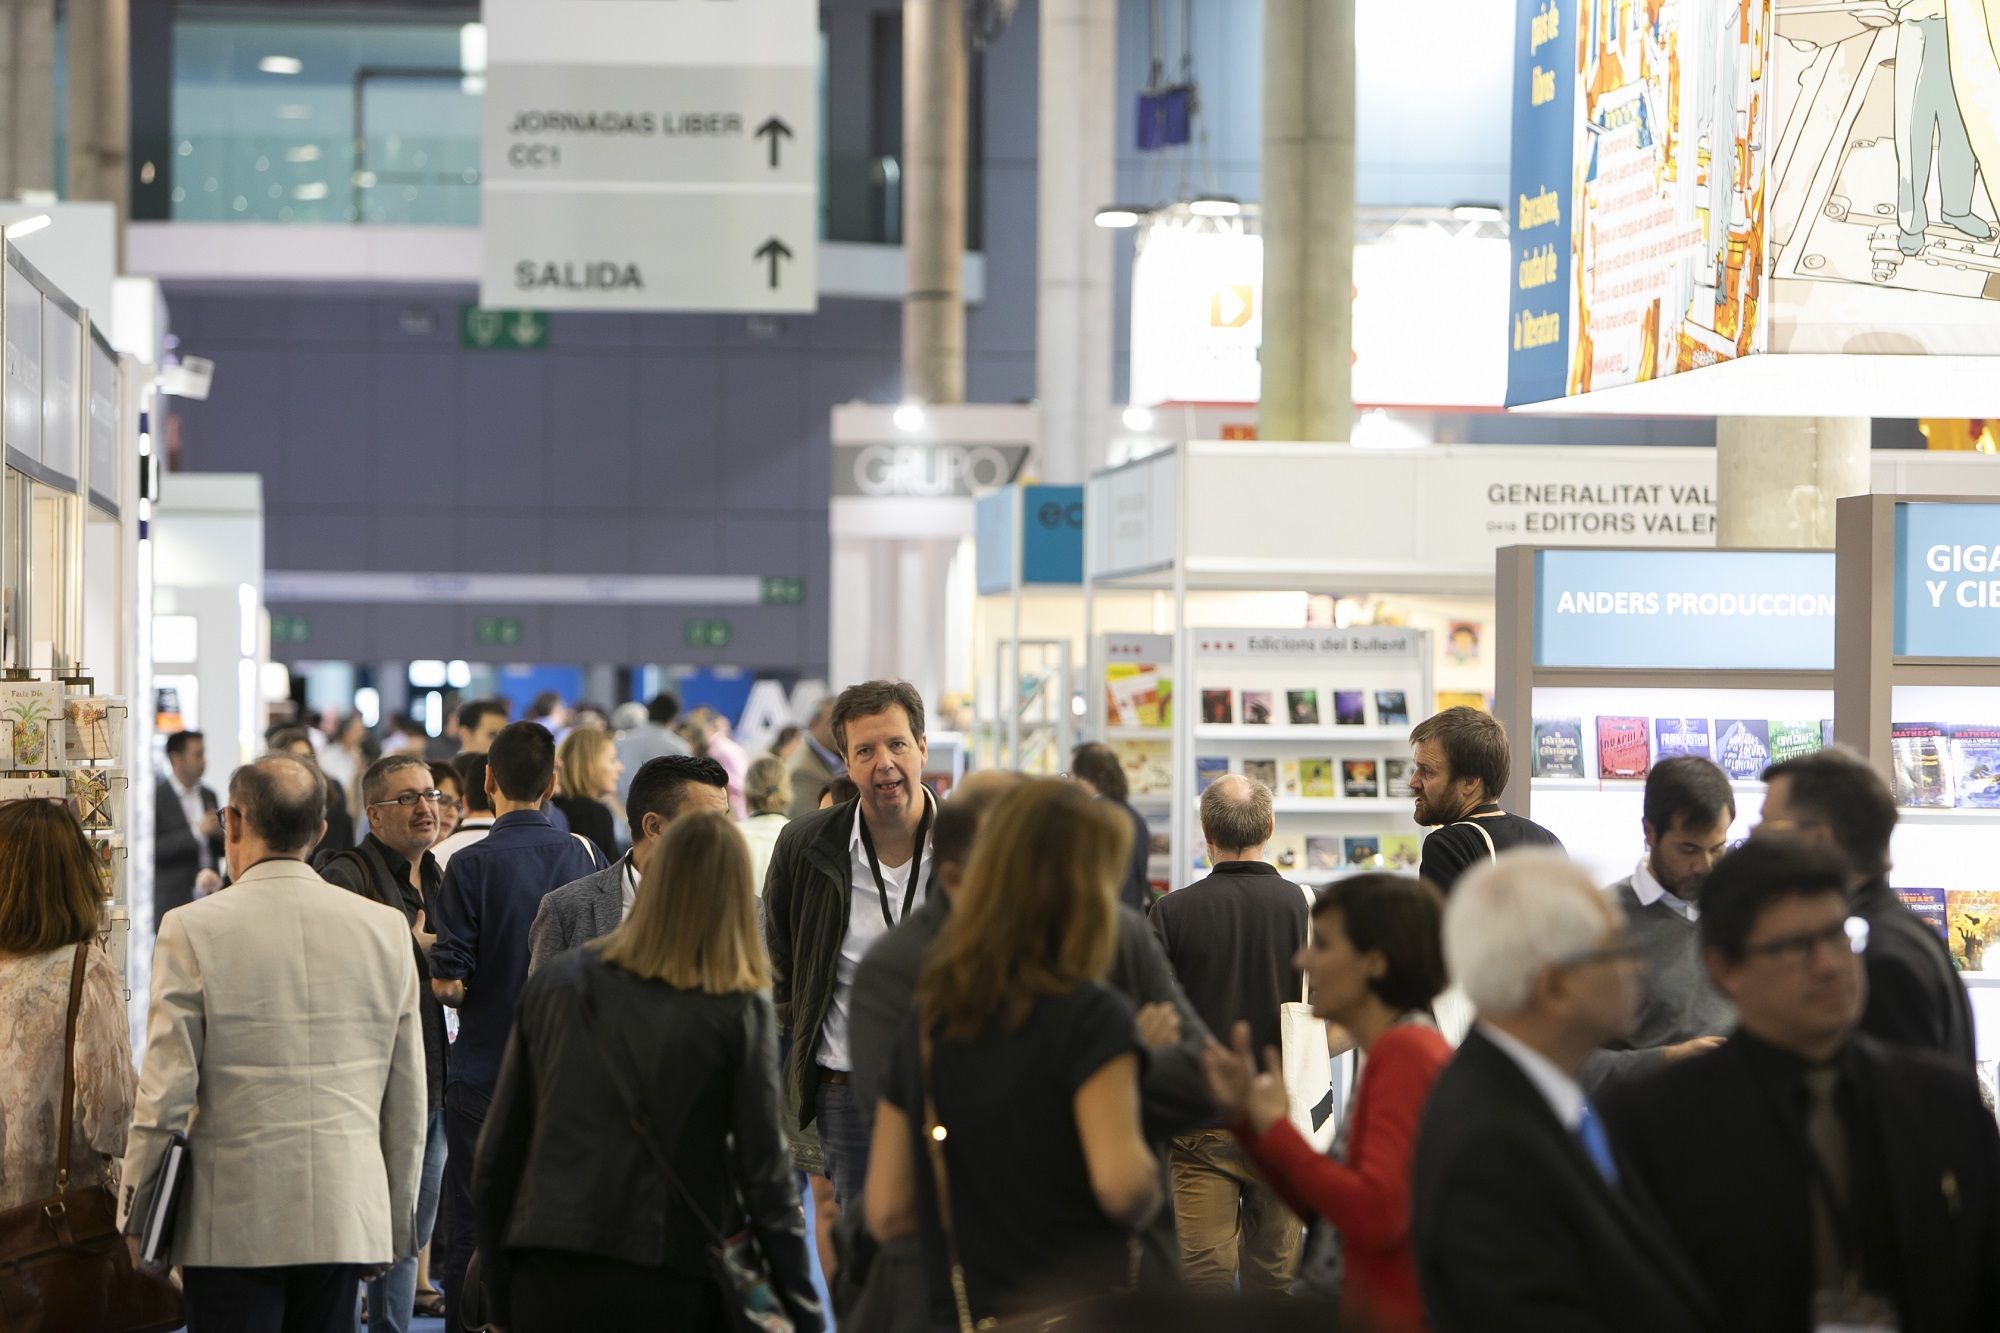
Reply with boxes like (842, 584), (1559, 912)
(1168, 1129), (1302, 1293)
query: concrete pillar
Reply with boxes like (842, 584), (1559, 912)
(64, 0), (129, 258)
(1035, 0), (1115, 482)
(0, 0), (58, 197)
(1258, 0), (1354, 443)
(1715, 417), (1872, 548)
(903, 0), (967, 405)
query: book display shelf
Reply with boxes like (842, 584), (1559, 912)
(1836, 496), (2000, 1102)
(1496, 545), (1837, 889)
(1094, 632), (1176, 891)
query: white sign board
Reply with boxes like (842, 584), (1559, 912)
(1127, 224), (1262, 409)
(480, 0), (817, 312)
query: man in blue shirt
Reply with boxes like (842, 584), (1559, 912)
(428, 721), (603, 1330)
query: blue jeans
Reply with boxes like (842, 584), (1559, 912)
(366, 1107), (447, 1333)
(814, 1078), (871, 1210)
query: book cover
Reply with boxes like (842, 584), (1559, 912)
(1242, 758), (1278, 792)
(1374, 690), (1410, 728)
(1531, 718), (1585, 779)
(1266, 835), (1307, 874)
(1148, 829), (1170, 857)
(1333, 690), (1367, 725)
(1947, 889), (2000, 971)
(1341, 758), (1381, 799)
(1343, 836), (1382, 867)
(1241, 690), (1276, 725)
(63, 697), (123, 765)
(1279, 758), (1303, 798)
(1435, 691), (1488, 713)
(1889, 722), (1954, 808)
(1287, 689), (1321, 726)
(1113, 740), (1172, 797)
(1195, 755), (1229, 794)
(68, 769), (115, 832)
(1895, 888), (1949, 943)
(1381, 833), (1421, 870)
(0, 681), (62, 770)
(1382, 758), (1415, 799)
(1596, 716), (1652, 780)
(1305, 835), (1342, 871)
(1654, 717), (1712, 761)
(1298, 758), (1337, 799)
(1950, 725), (2000, 809)
(1105, 663), (1171, 729)
(1821, 719), (1836, 748)
(1716, 719), (1773, 782)
(1201, 689), (1235, 725)
(1769, 720), (1824, 766)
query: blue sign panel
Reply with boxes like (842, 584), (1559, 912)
(1533, 549), (1836, 671)
(975, 485), (1084, 595)
(1505, 0), (1577, 408)
(1893, 501), (2000, 658)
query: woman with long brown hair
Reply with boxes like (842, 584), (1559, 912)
(0, 799), (134, 1213)
(864, 779), (1161, 1328)
(473, 811), (821, 1332)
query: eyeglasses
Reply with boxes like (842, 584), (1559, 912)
(1741, 915), (1870, 966)
(368, 789), (443, 809)
(437, 795), (463, 813)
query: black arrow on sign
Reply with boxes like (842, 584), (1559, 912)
(755, 237), (793, 289)
(755, 116), (794, 169)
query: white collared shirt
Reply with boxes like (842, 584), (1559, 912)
(432, 818), (495, 872)
(1631, 858), (1699, 923)
(171, 774), (214, 872)
(817, 789), (936, 1072)
(1480, 1021), (1586, 1132)
(620, 853), (640, 922)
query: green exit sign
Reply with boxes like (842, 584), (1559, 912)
(460, 306), (548, 351)
(760, 576), (806, 605)
(270, 614), (311, 645)
(683, 618), (733, 648)
(475, 617), (523, 647)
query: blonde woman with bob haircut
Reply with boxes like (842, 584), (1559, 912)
(864, 779), (1162, 1328)
(472, 813), (823, 1332)
(551, 727), (622, 864)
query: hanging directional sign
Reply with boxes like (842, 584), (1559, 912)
(480, 0), (818, 313)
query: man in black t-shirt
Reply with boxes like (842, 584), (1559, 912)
(1408, 707), (1564, 893)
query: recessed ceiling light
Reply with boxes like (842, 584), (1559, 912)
(259, 55), (303, 75)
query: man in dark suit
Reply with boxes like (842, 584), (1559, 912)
(153, 729), (224, 931)
(1605, 835), (2000, 1332)
(1759, 747), (1975, 1067)
(1412, 849), (1717, 1333)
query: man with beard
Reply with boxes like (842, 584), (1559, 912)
(1579, 756), (1734, 1094)
(1407, 706), (1563, 894)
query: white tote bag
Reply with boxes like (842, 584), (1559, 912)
(1429, 820), (1497, 1048)
(1280, 880), (1339, 1151)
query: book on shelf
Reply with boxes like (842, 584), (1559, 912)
(1381, 833), (1420, 870)
(1242, 758), (1278, 792)
(1531, 718), (1585, 779)
(1201, 689), (1235, 725)
(1148, 830), (1170, 856)
(1436, 690), (1487, 713)
(1768, 720), (1824, 766)
(1298, 758), (1337, 800)
(1889, 722), (1953, 808)
(1374, 690), (1409, 728)
(1949, 725), (2000, 809)
(1279, 758), (1303, 798)
(1195, 756), (1229, 794)
(1716, 719), (1773, 783)
(1654, 717), (1712, 762)
(1287, 689), (1321, 726)
(1343, 835), (1382, 867)
(1820, 719), (1835, 748)
(1596, 716), (1652, 780)
(1266, 835), (1307, 874)
(1946, 889), (2000, 971)
(1305, 835), (1341, 871)
(1105, 664), (1172, 728)
(1333, 690), (1367, 726)
(1241, 690), (1275, 725)
(1113, 739), (1171, 797)
(1895, 888), (1948, 943)
(1382, 758), (1414, 800)
(1341, 759), (1381, 799)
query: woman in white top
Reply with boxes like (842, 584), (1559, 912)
(737, 755), (792, 892)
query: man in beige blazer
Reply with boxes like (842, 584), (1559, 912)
(121, 753), (426, 1333)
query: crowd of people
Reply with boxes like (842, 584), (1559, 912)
(1, 681), (1996, 1333)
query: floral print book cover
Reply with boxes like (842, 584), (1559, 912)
(0, 681), (64, 770)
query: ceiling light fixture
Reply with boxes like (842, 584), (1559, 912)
(259, 55), (303, 75)
(1093, 206), (1145, 230)
(1188, 195), (1242, 218)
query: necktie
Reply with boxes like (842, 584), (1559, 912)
(1575, 1101), (1620, 1187)
(1803, 1065), (1850, 1292)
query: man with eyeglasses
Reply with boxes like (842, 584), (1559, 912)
(317, 754), (450, 1333)
(1759, 747), (1975, 1069)
(1604, 835), (2000, 1332)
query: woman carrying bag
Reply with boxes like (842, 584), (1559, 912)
(472, 811), (822, 1332)
(864, 780), (1161, 1330)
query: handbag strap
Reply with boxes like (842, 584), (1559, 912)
(1450, 818), (1499, 861)
(53, 942), (87, 1194)
(1297, 880), (1317, 1006)
(571, 963), (729, 1243)
(915, 1019), (982, 1333)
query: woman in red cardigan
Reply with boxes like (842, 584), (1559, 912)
(1202, 873), (1451, 1333)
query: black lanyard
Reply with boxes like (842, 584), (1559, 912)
(858, 799), (931, 929)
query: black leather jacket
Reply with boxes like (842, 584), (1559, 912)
(473, 949), (823, 1330)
